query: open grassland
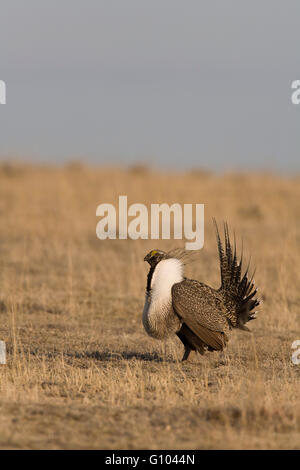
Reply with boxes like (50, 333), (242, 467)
(0, 162), (299, 449)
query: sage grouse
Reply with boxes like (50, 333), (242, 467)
(142, 221), (260, 361)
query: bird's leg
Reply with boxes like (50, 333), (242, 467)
(181, 344), (191, 361)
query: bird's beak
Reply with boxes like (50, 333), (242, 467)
(144, 254), (150, 262)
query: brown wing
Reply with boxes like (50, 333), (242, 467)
(172, 279), (229, 351)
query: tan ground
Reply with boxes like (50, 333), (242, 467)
(0, 162), (299, 449)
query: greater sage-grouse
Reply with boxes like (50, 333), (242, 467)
(142, 221), (260, 361)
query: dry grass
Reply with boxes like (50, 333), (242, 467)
(0, 162), (299, 449)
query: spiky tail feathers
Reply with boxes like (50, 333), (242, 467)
(213, 220), (261, 330)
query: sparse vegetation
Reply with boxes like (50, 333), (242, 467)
(0, 163), (299, 449)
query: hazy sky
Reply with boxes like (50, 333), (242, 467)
(0, 1), (299, 171)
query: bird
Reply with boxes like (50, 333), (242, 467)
(142, 220), (261, 361)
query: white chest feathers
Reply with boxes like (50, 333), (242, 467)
(142, 258), (184, 339)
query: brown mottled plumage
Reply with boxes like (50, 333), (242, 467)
(142, 221), (260, 361)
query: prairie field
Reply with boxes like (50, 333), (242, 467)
(0, 162), (299, 450)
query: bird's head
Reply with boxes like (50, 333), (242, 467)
(144, 249), (168, 267)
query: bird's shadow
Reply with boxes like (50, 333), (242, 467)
(82, 350), (170, 363)
(15, 348), (175, 363)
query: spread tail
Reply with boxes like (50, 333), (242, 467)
(213, 219), (261, 330)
